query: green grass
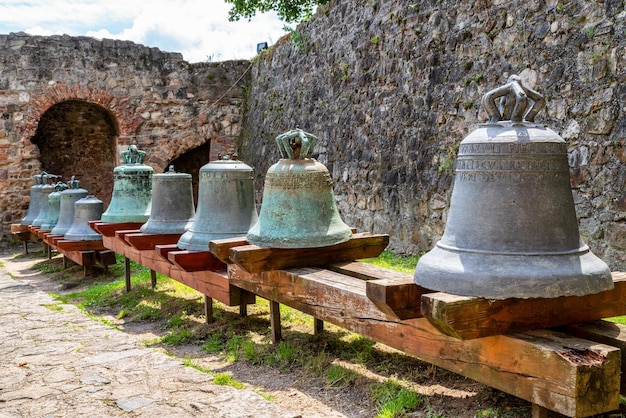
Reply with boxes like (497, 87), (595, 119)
(362, 250), (420, 274)
(41, 249), (520, 416)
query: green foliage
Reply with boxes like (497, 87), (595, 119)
(371, 379), (422, 417)
(224, 0), (328, 23)
(214, 372), (246, 389)
(283, 26), (310, 52)
(362, 250), (420, 274)
(371, 35), (380, 45)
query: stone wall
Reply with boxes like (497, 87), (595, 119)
(0, 32), (249, 228)
(241, 0), (626, 271)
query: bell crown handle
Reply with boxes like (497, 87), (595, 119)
(275, 128), (319, 159)
(121, 144), (146, 164)
(482, 75), (546, 123)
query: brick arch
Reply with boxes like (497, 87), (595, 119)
(18, 84), (143, 142)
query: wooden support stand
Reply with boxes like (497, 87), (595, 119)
(91, 221), (254, 308)
(227, 232), (389, 273)
(421, 272), (626, 340)
(11, 224), (32, 254)
(227, 264), (620, 417)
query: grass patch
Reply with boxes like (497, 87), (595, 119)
(362, 250), (420, 274)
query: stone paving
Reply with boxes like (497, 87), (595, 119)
(0, 252), (298, 418)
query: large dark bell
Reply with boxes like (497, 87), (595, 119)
(414, 75), (613, 299)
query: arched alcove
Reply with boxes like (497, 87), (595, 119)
(167, 141), (211, 206)
(31, 100), (118, 206)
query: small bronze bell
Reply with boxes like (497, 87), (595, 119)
(31, 174), (60, 227)
(414, 75), (613, 299)
(40, 181), (69, 231)
(51, 176), (89, 236)
(101, 144), (153, 224)
(177, 155), (258, 251)
(140, 165), (195, 235)
(64, 196), (104, 241)
(247, 128), (353, 248)
(21, 172), (47, 225)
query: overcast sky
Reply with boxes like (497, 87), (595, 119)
(0, 0), (288, 63)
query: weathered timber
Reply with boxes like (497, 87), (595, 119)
(563, 320), (626, 395)
(422, 272), (626, 340)
(168, 250), (227, 272)
(209, 237), (248, 264)
(228, 264), (620, 417)
(329, 261), (427, 320)
(155, 244), (178, 264)
(62, 249), (96, 269)
(125, 232), (182, 250)
(115, 229), (142, 245)
(11, 224), (29, 233)
(101, 233), (251, 306)
(56, 239), (107, 252)
(89, 221), (144, 237)
(229, 232), (389, 273)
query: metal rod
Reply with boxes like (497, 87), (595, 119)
(204, 295), (213, 324)
(314, 318), (324, 335)
(150, 269), (157, 288)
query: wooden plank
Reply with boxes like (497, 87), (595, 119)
(11, 231), (31, 242)
(328, 261), (428, 320)
(11, 224), (29, 233)
(228, 265), (620, 417)
(209, 237), (248, 264)
(62, 250), (96, 268)
(229, 232), (389, 273)
(155, 244), (179, 263)
(563, 320), (626, 395)
(89, 221), (144, 237)
(168, 250), (227, 272)
(422, 272), (626, 340)
(115, 229), (142, 245)
(125, 232), (182, 250)
(56, 239), (107, 252)
(101, 233), (250, 306)
(96, 250), (117, 266)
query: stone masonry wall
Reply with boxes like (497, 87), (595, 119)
(0, 32), (250, 231)
(241, 0), (626, 271)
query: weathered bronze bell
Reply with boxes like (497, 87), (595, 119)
(140, 165), (195, 235)
(177, 155), (258, 251)
(31, 174), (60, 227)
(21, 172), (47, 225)
(414, 75), (613, 299)
(101, 144), (153, 224)
(51, 176), (89, 236)
(64, 196), (104, 241)
(247, 128), (353, 248)
(40, 181), (69, 231)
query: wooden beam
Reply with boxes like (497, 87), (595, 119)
(155, 244), (179, 263)
(270, 301), (282, 344)
(227, 264), (620, 417)
(125, 232), (182, 250)
(56, 239), (107, 252)
(229, 232), (389, 273)
(563, 320), (626, 395)
(422, 272), (626, 340)
(168, 250), (227, 272)
(208, 237), (249, 264)
(89, 221), (144, 237)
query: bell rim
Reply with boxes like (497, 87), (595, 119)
(435, 242), (590, 257)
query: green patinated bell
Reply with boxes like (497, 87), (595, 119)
(21, 172), (47, 226)
(31, 174), (61, 227)
(40, 181), (69, 231)
(51, 176), (89, 236)
(64, 196), (104, 241)
(414, 75), (613, 299)
(177, 156), (258, 251)
(247, 128), (352, 249)
(140, 165), (196, 235)
(101, 144), (153, 224)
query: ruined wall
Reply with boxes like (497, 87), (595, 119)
(241, 0), (626, 271)
(0, 32), (249, 230)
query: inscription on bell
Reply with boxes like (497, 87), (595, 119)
(264, 171), (333, 189)
(460, 142), (566, 155)
(455, 157), (569, 173)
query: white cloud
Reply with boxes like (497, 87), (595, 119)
(0, 0), (288, 62)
